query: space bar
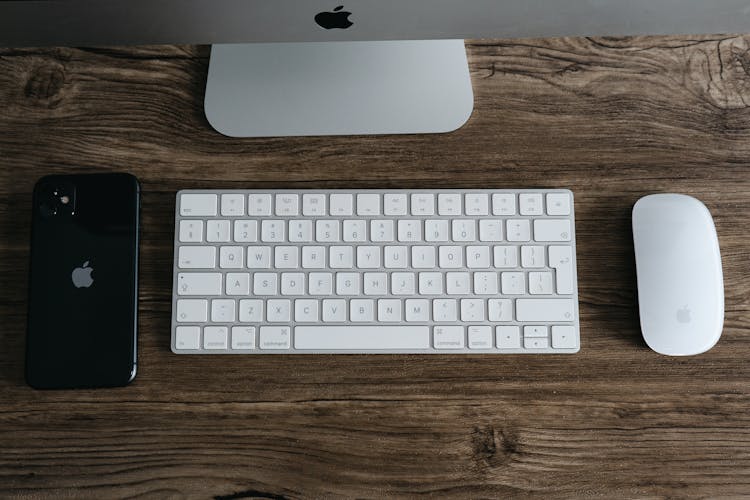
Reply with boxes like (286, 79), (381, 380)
(295, 326), (431, 350)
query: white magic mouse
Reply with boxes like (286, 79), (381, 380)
(632, 194), (724, 356)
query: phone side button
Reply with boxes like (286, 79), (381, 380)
(175, 327), (201, 350)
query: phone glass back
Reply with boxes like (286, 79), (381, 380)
(26, 173), (140, 389)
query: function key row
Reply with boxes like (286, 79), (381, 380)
(179, 192), (572, 218)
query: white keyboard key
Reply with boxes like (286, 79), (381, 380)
(529, 272), (554, 295)
(336, 273), (360, 295)
(220, 246), (244, 269)
(506, 219), (531, 242)
(206, 325), (237, 348)
(460, 299), (485, 322)
(371, 220), (395, 242)
(488, 299), (513, 322)
(524, 337), (549, 349)
(179, 220), (204, 242)
(516, 298), (575, 322)
(350, 299), (375, 322)
(329, 246), (354, 269)
(521, 245), (545, 268)
(552, 326), (578, 349)
(281, 273), (305, 295)
(302, 246), (326, 269)
(247, 246), (271, 269)
(289, 220), (313, 242)
(357, 246), (381, 269)
(492, 193), (516, 216)
(261, 220), (285, 242)
(309, 273), (333, 295)
(226, 273), (250, 295)
(343, 220), (367, 242)
(323, 299), (347, 322)
(452, 220), (476, 242)
(231, 327), (256, 350)
(425, 220), (449, 242)
(295, 299), (319, 322)
(316, 220), (340, 242)
(446, 272), (471, 295)
(177, 273), (222, 296)
(378, 299), (402, 322)
(178, 246), (216, 269)
(439, 246), (463, 268)
(534, 219), (572, 242)
(221, 194), (245, 217)
(419, 272), (443, 295)
(547, 192), (571, 216)
(398, 220), (422, 242)
(211, 299), (235, 322)
(466, 246), (491, 269)
(275, 194), (299, 216)
(274, 246), (300, 269)
(384, 246), (408, 269)
(295, 326), (430, 350)
(303, 194), (327, 216)
(524, 325), (549, 338)
(267, 299), (291, 322)
(497, 326), (521, 349)
(473, 272), (499, 295)
(259, 326), (291, 349)
(479, 220), (503, 242)
(176, 299), (208, 322)
(239, 299), (264, 322)
(384, 194), (407, 216)
(438, 193), (462, 215)
(253, 273), (278, 295)
(411, 193), (435, 215)
(364, 273), (388, 295)
(465, 193), (489, 216)
(468, 326), (493, 349)
(501, 272), (526, 294)
(391, 273), (416, 295)
(549, 246), (575, 294)
(519, 193), (544, 215)
(433, 299), (458, 322)
(248, 194), (272, 216)
(181, 194), (217, 217)
(494, 246), (518, 268)
(175, 326), (201, 350)
(330, 194), (353, 216)
(411, 246), (436, 269)
(207, 220), (231, 242)
(357, 194), (380, 216)
(434, 326), (464, 349)
(405, 299), (430, 322)
(234, 220), (258, 242)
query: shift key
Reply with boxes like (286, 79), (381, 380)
(516, 298), (575, 322)
(177, 273), (223, 295)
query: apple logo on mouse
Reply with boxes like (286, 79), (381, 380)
(676, 305), (692, 324)
(315, 6), (354, 30)
(71, 261), (94, 288)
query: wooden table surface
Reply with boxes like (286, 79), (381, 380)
(1, 35), (749, 499)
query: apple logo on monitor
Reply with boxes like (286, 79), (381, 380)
(315, 6), (354, 30)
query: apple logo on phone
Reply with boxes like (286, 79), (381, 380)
(315, 6), (354, 29)
(71, 261), (94, 288)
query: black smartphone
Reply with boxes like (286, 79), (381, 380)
(26, 173), (140, 389)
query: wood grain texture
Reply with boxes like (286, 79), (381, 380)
(1, 35), (750, 498)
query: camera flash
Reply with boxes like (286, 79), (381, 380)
(60, 195), (70, 205)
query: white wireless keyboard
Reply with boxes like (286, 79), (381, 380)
(171, 189), (580, 354)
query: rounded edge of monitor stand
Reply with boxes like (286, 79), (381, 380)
(204, 40), (474, 138)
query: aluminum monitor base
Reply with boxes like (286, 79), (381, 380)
(204, 40), (474, 138)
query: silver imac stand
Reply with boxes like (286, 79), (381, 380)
(204, 40), (474, 138)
